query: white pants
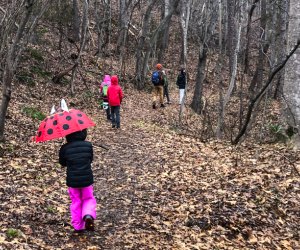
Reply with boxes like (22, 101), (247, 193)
(179, 89), (185, 104)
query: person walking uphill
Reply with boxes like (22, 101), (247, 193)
(107, 75), (123, 129)
(151, 63), (165, 109)
(100, 74), (111, 120)
(176, 67), (187, 105)
(162, 69), (171, 104)
(59, 129), (97, 232)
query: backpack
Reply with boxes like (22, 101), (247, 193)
(102, 84), (109, 97)
(151, 71), (161, 85)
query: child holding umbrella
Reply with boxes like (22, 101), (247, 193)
(33, 100), (97, 232)
(59, 128), (96, 232)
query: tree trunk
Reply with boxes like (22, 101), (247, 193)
(70, 0), (89, 95)
(0, 0), (36, 142)
(273, 0), (288, 99)
(233, 41), (300, 144)
(135, 0), (179, 89)
(179, 0), (192, 67)
(95, 0), (110, 56)
(135, 0), (157, 89)
(72, 0), (81, 42)
(283, 0), (300, 147)
(0, 51), (13, 141)
(117, 0), (132, 54)
(243, 0), (259, 74)
(248, 0), (268, 96)
(227, 0), (236, 76)
(157, 0), (171, 63)
(191, 43), (208, 114)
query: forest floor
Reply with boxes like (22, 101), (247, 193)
(0, 82), (299, 250)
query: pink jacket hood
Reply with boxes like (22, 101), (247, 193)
(100, 75), (111, 89)
(103, 75), (111, 84)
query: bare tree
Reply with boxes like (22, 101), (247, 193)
(135, 0), (180, 89)
(283, 0), (300, 147)
(216, 22), (242, 137)
(179, 0), (192, 67)
(157, 0), (172, 63)
(70, 0), (89, 95)
(273, 0), (289, 99)
(243, 0), (259, 74)
(248, 0), (268, 95)
(94, 0), (111, 56)
(191, 0), (218, 114)
(227, 0), (236, 76)
(0, 0), (50, 141)
(117, 0), (138, 54)
(135, 0), (157, 89)
(233, 40), (300, 144)
(72, 0), (81, 42)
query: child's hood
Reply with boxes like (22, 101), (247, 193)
(66, 129), (87, 142)
(111, 75), (119, 85)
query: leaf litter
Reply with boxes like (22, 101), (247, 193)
(0, 83), (299, 250)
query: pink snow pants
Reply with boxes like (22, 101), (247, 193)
(68, 185), (97, 230)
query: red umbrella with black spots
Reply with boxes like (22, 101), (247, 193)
(33, 108), (95, 143)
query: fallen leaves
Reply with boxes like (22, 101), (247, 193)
(0, 84), (299, 249)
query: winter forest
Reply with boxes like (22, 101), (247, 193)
(0, 0), (299, 249)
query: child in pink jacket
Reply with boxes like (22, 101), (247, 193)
(99, 75), (111, 120)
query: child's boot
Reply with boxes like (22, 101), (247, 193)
(84, 215), (94, 231)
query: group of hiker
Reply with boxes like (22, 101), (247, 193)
(98, 63), (187, 125)
(99, 75), (123, 129)
(151, 63), (187, 109)
(50, 64), (187, 234)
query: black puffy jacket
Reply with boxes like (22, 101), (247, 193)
(59, 130), (94, 188)
(176, 70), (186, 89)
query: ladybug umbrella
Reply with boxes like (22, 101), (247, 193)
(33, 100), (95, 143)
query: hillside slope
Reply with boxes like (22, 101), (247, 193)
(0, 83), (299, 249)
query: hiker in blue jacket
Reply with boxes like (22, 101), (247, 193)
(151, 64), (165, 109)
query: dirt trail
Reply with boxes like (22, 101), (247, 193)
(91, 106), (178, 249)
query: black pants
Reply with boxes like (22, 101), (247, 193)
(164, 85), (170, 103)
(105, 105), (111, 120)
(111, 106), (120, 128)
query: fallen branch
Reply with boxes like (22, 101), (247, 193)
(52, 63), (77, 84)
(93, 144), (109, 150)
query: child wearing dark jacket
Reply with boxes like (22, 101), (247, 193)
(176, 68), (187, 104)
(59, 129), (97, 232)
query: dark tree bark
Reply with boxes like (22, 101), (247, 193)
(0, 0), (37, 141)
(226, 0), (236, 76)
(72, 0), (81, 42)
(244, 0), (260, 74)
(94, 0), (110, 56)
(248, 0), (267, 96)
(191, 44), (208, 114)
(157, 0), (171, 63)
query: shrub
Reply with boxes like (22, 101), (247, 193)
(16, 71), (35, 86)
(6, 228), (19, 239)
(28, 48), (44, 62)
(22, 107), (46, 121)
(269, 124), (288, 142)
